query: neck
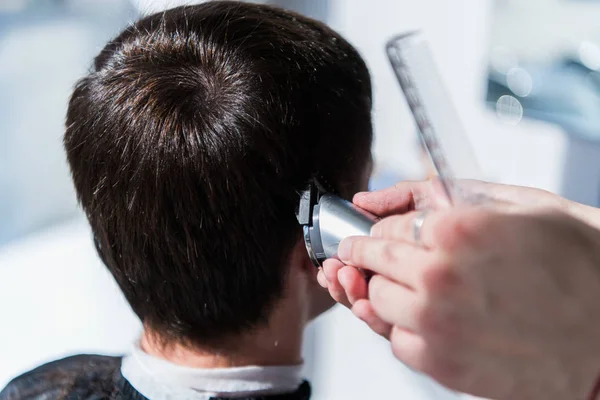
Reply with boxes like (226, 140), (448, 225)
(140, 329), (303, 369)
(141, 280), (308, 368)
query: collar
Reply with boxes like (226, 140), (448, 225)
(121, 342), (304, 400)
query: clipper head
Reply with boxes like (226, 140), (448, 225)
(296, 179), (378, 267)
(295, 181), (324, 267)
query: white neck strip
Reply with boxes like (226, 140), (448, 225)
(121, 342), (304, 400)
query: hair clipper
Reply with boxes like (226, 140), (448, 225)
(296, 181), (379, 267)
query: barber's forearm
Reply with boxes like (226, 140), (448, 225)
(459, 180), (600, 230)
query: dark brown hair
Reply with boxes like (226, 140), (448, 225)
(64, 1), (372, 345)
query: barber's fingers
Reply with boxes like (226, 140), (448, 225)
(370, 211), (437, 248)
(338, 266), (368, 305)
(389, 325), (428, 372)
(371, 208), (503, 254)
(370, 210), (459, 249)
(353, 179), (451, 217)
(321, 259), (351, 308)
(338, 237), (431, 287)
(316, 267), (329, 288)
(351, 299), (393, 339)
(353, 181), (428, 216)
(369, 275), (420, 330)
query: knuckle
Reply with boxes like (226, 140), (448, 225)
(430, 214), (459, 251)
(436, 211), (490, 251)
(452, 215), (480, 242)
(380, 241), (400, 265)
(422, 262), (462, 293)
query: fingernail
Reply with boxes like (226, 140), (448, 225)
(337, 238), (353, 263)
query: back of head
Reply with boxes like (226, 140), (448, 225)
(64, 1), (372, 346)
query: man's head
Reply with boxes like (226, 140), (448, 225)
(64, 1), (372, 347)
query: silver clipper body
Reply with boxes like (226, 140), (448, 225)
(296, 181), (378, 267)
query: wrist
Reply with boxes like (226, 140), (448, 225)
(563, 198), (600, 230)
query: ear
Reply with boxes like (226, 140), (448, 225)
(289, 239), (317, 277)
(289, 239), (336, 319)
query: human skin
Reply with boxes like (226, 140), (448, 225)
(318, 180), (600, 400)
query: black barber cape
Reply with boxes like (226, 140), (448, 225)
(0, 355), (311, 400)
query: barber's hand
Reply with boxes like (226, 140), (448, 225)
(317, 180), (449, 336)
(454, 179), (600, 229)
(317, 179), (600, 314)
(317, 179), (463, 334)
(318, 181), (600, 399)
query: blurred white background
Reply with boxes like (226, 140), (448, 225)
(2, 0), (600, 399)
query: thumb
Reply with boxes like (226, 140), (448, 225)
(354, 179), (450, 217)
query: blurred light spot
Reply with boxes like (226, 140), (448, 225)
(491, 46), (518, 74)
(506, 67), (533, 97)
(496, 95), (523, 125)
(579, 41), (600, 71)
